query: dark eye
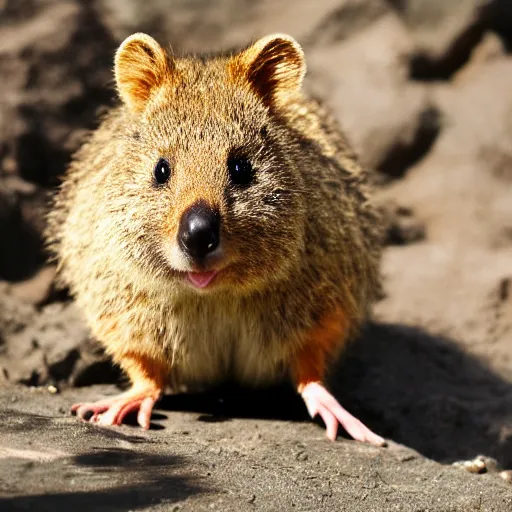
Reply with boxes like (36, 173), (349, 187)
(228, 157), (254, 186)
(153, 158), (171, 185)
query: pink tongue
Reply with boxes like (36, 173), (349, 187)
(187, 271), (217, 289)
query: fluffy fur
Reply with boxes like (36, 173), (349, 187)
(46, 33), (383, 394)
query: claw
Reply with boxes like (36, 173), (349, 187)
(72, 388), (161, 429)
(301, 382), (385, 446)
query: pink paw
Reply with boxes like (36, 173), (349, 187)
(71, 388), (162, 430)
(300, 382), (385, 446)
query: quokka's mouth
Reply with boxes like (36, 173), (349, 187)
(186, 270), (218, 289)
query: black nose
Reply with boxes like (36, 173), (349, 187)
(179, 202), (220, 262)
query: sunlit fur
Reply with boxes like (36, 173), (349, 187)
(46, 33), (383, 391)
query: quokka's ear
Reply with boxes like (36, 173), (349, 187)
(114, 33), (172, 112)
(231, 34), (306, 109)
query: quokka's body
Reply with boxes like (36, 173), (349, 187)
(46, 32), (384, 445)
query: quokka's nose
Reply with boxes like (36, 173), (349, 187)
(178, 202), (220, 263)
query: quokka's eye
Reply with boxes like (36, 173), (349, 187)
(153, 158), (171, 185)
(228, 156), (254, 186)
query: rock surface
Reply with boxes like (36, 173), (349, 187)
(1, 384), (511, 512)
(1, 0), (512, 510)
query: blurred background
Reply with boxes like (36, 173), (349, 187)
(0, 0), (511, 465)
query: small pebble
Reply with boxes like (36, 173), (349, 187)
(466, 459), (486, 474)
(475, 455), (498, 473)
(499, 470), (512, 483)
(47, 385), (58, 394)
(453, 457), (486, 474)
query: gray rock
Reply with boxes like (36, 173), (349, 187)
(0, 0), (115, 188)
(0, 298), (115, 387)
(391, 0), (490, 79)
(307, 13), (436, 176)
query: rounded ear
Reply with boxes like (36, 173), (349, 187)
(114, 33), (172, 112)
(231, 34), (306, 108)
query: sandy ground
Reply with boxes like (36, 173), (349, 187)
(0, 384), (511, 512)
(1, 0), (512, 510)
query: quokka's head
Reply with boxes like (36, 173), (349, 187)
(109, 32), (309, 295)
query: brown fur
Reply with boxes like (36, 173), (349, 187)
(293, 307), (349, 394)
(46, 33), (383, 395)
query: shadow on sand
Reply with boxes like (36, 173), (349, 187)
(0, 412), (203, 512)
(157, 322), (512, 468)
